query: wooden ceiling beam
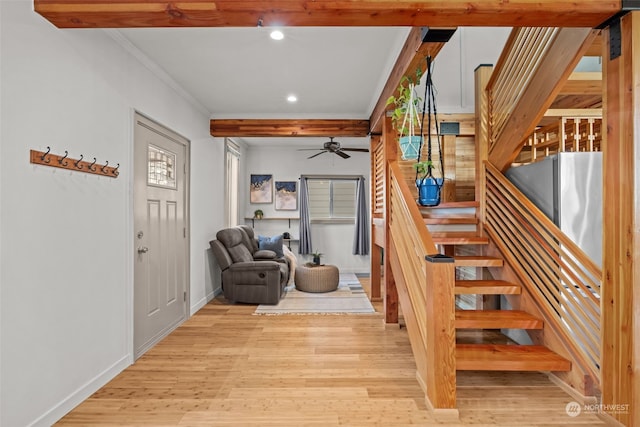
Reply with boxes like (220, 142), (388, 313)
(34, 1), (621, 29)
(209, 119), (370, 137)
(368, 27), (449, 134)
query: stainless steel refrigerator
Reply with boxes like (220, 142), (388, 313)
(505, 152), (602, 269)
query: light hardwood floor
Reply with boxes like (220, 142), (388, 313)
(56, 278), (606, 426)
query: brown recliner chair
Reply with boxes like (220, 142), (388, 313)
(210, 227), (288, 304)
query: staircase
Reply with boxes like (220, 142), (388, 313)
(422, 201), (571, 373)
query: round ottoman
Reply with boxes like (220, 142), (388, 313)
(295, 264), (339, 293)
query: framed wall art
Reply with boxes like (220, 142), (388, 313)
(275, 181), (297, 210)
(250, 174), (273, 203)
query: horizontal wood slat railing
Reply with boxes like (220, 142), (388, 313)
(483, 161), (601, 384)
(487, 27), (559, 153)
(516, 115), (602, 164)
(388, 161), (457, 412)
(487, 27), (597, 171)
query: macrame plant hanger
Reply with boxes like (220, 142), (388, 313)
(400, 82), (421, 160)
(415, 55), (445, 206)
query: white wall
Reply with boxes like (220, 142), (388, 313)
(0, 2), (223, 426)
(417, 27), (511, 113)
(243, 144), (371, 273)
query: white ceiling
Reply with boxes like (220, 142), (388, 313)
(116, 26), (409, 149)
(114, 26), (510, 149)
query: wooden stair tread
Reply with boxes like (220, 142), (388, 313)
(454, 255), (503, 267)
(456, 344), (571, 372)
(420, 201), (479, 209)
(456, 310), (543, 329)
(431, 232), (489, 245)
(423, 215), (478, 225)
(455, 280), (521, 295)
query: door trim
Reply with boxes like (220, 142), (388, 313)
(130, 110), (191, 360)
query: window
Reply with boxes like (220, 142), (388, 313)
(225, 139), (241, 227)
(148, 145), (177, 189)
(307, 178), (357, 221)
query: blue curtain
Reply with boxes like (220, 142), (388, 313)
(352, 176), (369, 255)
(298, 176), (313, 254)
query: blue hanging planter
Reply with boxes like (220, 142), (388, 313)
(416, 177), (444, 206)
(399, 136), (422, 160)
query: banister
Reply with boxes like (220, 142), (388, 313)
(389, 162), (437, 254)
(486, 27), (597, 171)
(485, 162), (602, 281)
(388, 160), (457, 413)
(483, 161), (602, 384)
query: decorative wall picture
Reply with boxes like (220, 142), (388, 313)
(250, 174), (273, 203)
(275, 181), (297, 210)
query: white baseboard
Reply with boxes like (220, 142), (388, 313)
(29, 355), (131, 427)
(190, 288), (220, 315)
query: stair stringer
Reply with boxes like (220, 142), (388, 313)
(481, 237), (599, 397)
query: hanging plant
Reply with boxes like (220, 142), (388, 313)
(386, 68), (424, 160)
(414, 56), (444, 207)
(414, 160), (443, 207)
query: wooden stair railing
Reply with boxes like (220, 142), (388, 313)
(516, 114), (602, 165)
(486, 27), (598, 171)
(387, 161), (457, 415)
(474, 23), (601, 388)
(483, 161), (602, 384)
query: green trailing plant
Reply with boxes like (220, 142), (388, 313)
(385, 68), (424, 136)
(413, 160), (434, 180)
(254, 209), (264, 219)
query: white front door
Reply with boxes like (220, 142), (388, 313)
(133, 113), (189, 359)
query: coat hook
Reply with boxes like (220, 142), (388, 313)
(41, 146), (51, 163)
(101, 160), (109, 173)
(58, 150), (68, 166)
(89, 157), (97, 172)
(75, 154), (84, 169)
(113, 163), (120, 176)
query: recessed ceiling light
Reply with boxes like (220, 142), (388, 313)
(287, 95), (298, 103)
(270, 30), (284, 41)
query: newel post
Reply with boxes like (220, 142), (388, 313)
(423, 254), (457, 415)
(601, 10), (640, 426)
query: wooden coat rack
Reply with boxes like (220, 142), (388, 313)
(30, 147), (119, 178)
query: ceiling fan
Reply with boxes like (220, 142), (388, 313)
(299, 137), (369, 159)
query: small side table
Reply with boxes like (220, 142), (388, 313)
(295, 264), (339, 293)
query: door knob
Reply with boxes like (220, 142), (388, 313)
(137, 246), (149, 254)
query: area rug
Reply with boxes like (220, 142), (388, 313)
(254, 273), (376, 315)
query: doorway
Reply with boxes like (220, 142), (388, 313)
(133, 113), (190, 359)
